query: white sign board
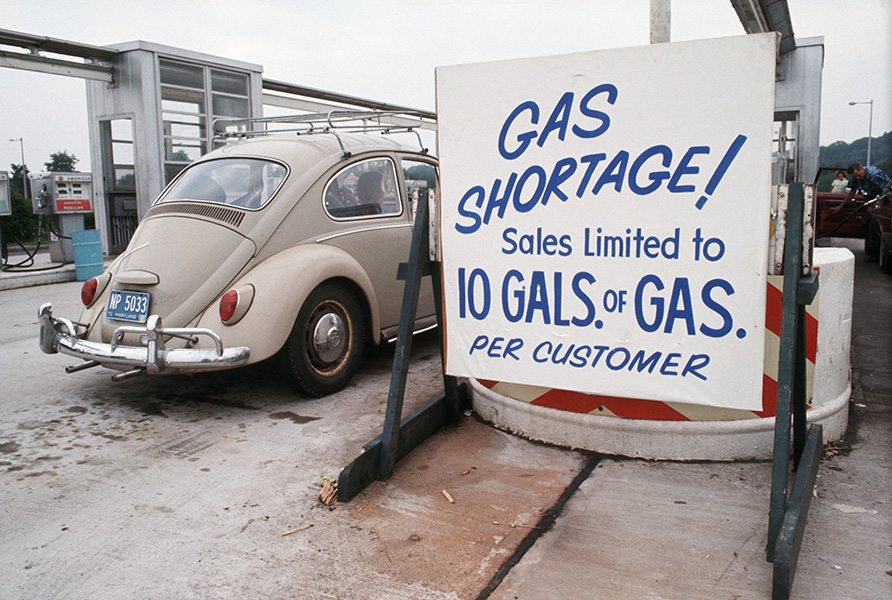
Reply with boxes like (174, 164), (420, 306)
(436, 34), (777, 410)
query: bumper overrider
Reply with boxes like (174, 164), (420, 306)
(38, 303), (250, 380)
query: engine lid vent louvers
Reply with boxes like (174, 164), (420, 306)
(147, 203), (245, 228)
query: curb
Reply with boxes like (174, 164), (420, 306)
(0, 264), (78, 291)
(470, 377), (850, 460)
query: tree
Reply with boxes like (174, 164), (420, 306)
(8, 163), (31, 199)
(44, 150), (78, 172)
(1, 187), (40, 244)
(820, 131), (892, 172)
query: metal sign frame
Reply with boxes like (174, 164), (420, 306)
(338, 189), (468, 502)
(766, 181), (822, 599)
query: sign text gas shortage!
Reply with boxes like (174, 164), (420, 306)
(437, 36), (775, 410)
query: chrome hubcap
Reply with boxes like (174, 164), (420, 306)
(312, 311), (346, 364)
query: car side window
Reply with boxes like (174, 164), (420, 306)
(401, 159), (438, 219)
(323, 158), (401, 220)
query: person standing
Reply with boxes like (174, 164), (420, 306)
(830, 169), (848, 193)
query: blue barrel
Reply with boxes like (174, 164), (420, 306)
(71, 229), (104, 281)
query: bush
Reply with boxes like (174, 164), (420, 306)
(0, 188), (41, 245)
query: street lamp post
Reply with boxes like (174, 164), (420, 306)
(8, 137), (27, 199)
(848, 100), (873, 166)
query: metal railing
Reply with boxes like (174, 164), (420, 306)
(212, 110), (436, 155)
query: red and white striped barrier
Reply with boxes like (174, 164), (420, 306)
(477, 276), (817, 421)
(470, 247), (852, 460)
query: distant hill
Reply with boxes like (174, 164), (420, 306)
(820, 130), (892, 175)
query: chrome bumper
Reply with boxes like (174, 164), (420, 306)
(38, 303), (250, 377)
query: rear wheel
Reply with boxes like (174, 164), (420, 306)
(279, 283), (366, 397)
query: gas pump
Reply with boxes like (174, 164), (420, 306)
(0, 171), (11, 260)
(30, 172), (94, 263)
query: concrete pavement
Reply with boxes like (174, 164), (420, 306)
(485, 239), (889, 600)
(1, 239), (889, 599)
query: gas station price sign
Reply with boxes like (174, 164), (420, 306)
(435, 34), (777, 410)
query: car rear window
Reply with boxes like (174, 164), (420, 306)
(158, 158), (287, 209)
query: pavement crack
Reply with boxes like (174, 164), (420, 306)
(474, 453), (602, 600)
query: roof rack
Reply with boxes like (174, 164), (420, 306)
(212, 110), (436, 157)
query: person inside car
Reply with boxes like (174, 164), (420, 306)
(355, 170), (385, 215)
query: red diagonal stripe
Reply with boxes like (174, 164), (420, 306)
(766, 281), (819, 365)
(805, 311), (818, 364)
(766, 281), (783, 336)
(759, 374), (814, 419)
(530, 389), (601, 413)
(598, 396), (690, 420)
(532, 389), (689, 421)
(756, 374), (777, 418)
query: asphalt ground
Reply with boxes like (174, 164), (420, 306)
(0, 238), (889, 599)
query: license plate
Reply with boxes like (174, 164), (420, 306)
(107, 290), (151, 323)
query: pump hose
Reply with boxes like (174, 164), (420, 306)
(0, 215), (65, 272)
(45, 215), (72, 240)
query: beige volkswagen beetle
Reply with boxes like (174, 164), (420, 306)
(39, 113), (438, 396)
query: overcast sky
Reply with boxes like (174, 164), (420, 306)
(1, 0), (889, 174)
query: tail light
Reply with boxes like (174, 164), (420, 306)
(219, 285), (254, 325)
(81, 278), (98, 306)
(81, 272), (111, 308)
(219, 290), (239, 322)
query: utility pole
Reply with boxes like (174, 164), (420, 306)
(848, 100), (873, 166)
(8, 137), (27, 199)
(650, 0), (671, 44)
